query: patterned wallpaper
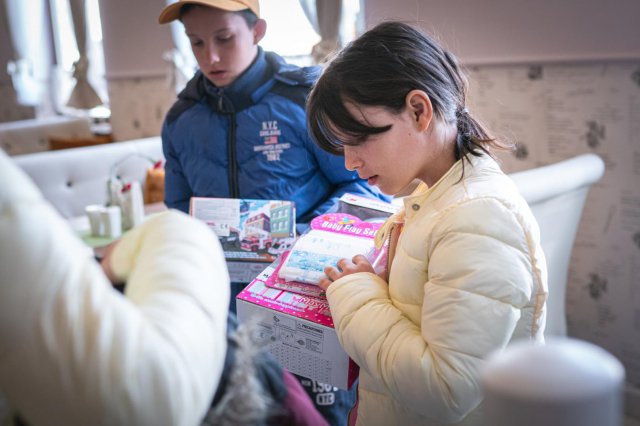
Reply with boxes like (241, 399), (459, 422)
(107, 75), (175, 142)
(466, 60), (640, 416)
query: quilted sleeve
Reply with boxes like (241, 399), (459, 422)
(0, 153), (229, 426)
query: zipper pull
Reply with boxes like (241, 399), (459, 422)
(217, 89), (224, 111)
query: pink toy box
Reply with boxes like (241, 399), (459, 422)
(236, 212), (388, 389)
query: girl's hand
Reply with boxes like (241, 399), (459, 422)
(318, 254), (375, 291)
(100, 240), (123, 286)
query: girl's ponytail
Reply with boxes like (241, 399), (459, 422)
(454, 105), (514, 161)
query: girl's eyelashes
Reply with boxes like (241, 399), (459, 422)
(355, 129), (390, 145)
(340, 133), (372, 146)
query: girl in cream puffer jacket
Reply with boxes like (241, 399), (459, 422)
(306, 21), (548, 426)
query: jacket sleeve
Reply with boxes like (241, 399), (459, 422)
(326, 197), (539, 423)
(162, 121), (192, 213)
(0, 154), (229, 426)
(303, 134), (391, 219)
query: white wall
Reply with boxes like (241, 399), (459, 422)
(363, 0), (640, 419)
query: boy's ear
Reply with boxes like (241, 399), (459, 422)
(405, 90), (433, 131)
(253, 19), (267, 44)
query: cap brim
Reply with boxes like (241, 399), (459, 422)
(158, 2), (184, 24)
(158, 0), (252, 24)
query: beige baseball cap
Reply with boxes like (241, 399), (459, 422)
(158, 0), (260, 24)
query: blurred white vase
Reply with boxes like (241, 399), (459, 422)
(481, 338), (625, 426)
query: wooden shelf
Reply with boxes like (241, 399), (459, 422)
(49, 134), (114, 150)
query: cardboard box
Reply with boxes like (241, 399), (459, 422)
(189, 197), (296, 283)
(236, 263), (359, 390)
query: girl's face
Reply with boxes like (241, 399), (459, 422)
(182, 6), (265, 88)
(340, 92), (456, 195)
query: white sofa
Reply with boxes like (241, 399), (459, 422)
(11, 136), (164, 219)
(509, 154), (605, 337)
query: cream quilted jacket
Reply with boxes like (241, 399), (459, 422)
(0, 151), (229, 425)
(326, 154), (548, 426)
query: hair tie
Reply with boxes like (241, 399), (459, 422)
(456, 106), (469, 117)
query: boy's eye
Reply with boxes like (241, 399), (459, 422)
(190, 40), (203, 47)
(217, 35), (233, 42)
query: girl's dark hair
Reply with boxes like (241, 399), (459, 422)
(307, 21), (512, 161)
(179, 5), (259, 28)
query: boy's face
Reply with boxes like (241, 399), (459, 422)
(182, 6), (265, 88)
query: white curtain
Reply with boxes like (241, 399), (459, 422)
(163, 0), (197, 93)
(3, 0), (51, 106)
(299, 0), (318, 30)
(66, 0), (102, 108)
(299, 0), (343, 63)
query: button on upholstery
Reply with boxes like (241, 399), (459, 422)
(412, 204), (420, 211)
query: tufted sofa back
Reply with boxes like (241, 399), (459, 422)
(510, 154), (605, 337)
(12, 137), (164, 219)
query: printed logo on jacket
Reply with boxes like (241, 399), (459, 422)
(255, 120), (291, 161)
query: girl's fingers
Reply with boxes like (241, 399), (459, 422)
(322, 256), (372, 290)
(318, 278), (332, 291)
(324, 265), (340, 281)
(336, 257), (351, 272)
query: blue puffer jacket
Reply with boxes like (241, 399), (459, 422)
(162, 48), (388, 225)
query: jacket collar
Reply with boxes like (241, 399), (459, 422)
(177, 47), (318, 114)
(201, 46), (272, 113)
(402, 154), (497, 220)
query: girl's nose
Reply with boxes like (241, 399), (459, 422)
(343, 146), (361, 171)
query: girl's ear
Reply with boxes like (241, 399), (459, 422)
(406, 90), (433, 131)
(253, 19), (267, 44)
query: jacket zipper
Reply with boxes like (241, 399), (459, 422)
(384, 220), (404, 282)
(228, 113), (239, 198)
(218, 91), (239, 198)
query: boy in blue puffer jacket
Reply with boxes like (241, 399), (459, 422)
(158, 2), (384, 425)
(159, 0), (386, 226)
